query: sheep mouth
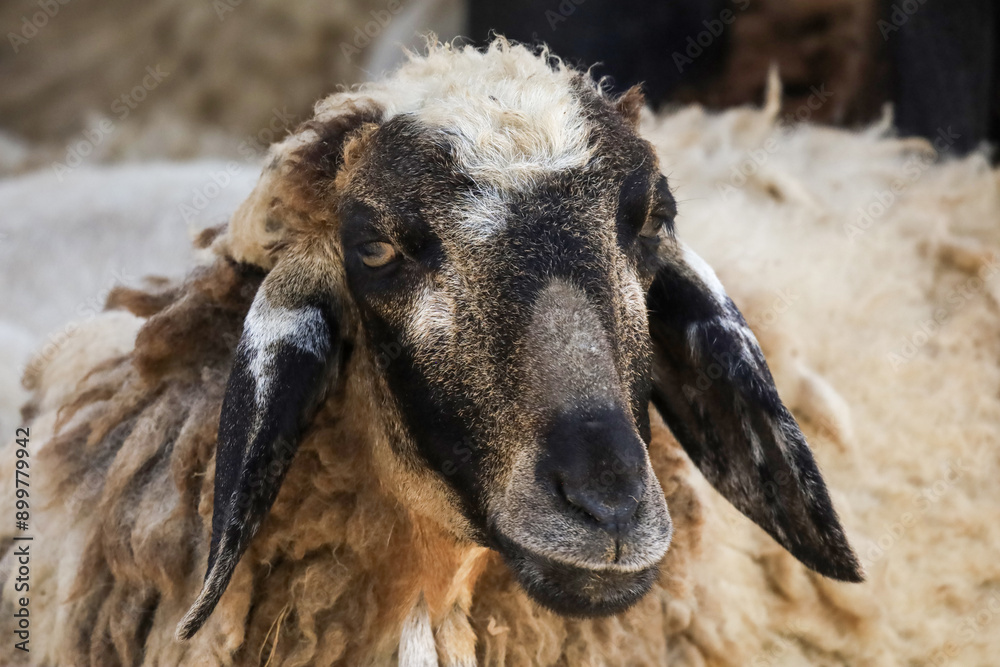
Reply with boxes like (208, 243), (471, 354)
(492, 531), (661, 617)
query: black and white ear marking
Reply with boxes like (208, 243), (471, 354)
(648, 243), (864, 583)
(176, 281), (341, 640)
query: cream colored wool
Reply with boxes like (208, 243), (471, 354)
(642, 85), (1000, 665)
(2, 84), (999, 665)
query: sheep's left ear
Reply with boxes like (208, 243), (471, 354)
(176, 254), (342, 640)
(647, 242), (864, 583)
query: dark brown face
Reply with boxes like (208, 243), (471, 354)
(179, 45), (862, 641)
(336, 104), (677, 615)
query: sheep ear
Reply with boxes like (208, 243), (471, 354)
(615, 85), (645, 128)
(647, 243), (864, 583)
(176, 260), (341, 640)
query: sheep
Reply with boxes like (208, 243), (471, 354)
(0, 41), (867, 666)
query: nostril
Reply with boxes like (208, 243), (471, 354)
(559, 479), (642, 536)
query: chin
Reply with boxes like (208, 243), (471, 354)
(494, 533), (661, 617)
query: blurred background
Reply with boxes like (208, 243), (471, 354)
(0, 0), (996, 172)
(2, 4), (1000, 664)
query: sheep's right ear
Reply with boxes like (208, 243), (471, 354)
(176, 256), (342, 640)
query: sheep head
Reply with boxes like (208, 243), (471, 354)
(178, 40), (862, 640)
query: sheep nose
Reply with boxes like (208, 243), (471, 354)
(540, 408), (648, 538)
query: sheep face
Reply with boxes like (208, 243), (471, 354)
(179, 42), (862, 641)
(335, 108), (675, 617)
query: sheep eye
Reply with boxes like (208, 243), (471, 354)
(639, 214), (667, 239)
(641, 176), (676, 240)
(358, 241), (400, 268)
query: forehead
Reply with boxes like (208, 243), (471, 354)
(319, 44), (655, 208)
(325, 45), (608, 187)
(351, 118), (649, 245)
(342, 90), (654, 246)
(409, 62), (597, 190)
